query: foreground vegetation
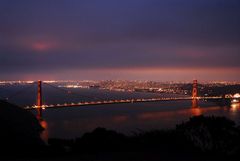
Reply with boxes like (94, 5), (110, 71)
(1, 100), (240, 160)
(2, 113), (240, 161)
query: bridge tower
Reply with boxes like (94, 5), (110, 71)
(192, 80), (198, 98)
(37, 80), (43, 119)
(192, 80), (198, 108)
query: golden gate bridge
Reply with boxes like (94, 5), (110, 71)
(0, 80), (238, 119)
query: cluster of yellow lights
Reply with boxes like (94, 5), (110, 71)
(231, 93), (240, 103)
(233, 93), (240, 98)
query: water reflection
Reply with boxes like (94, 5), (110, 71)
(36, 108), (48, 143)
(137, 106), (221, 121)
(37, 108), (43, 120)
(190, 107), (202, 116)
(192, 99), (199, 108)
(230, 102), (240, 113)
(112, 115), (129, 123)
(35, 100), (240, 139)
(191, 99), (201, 116)
(39, 119), (48, 143)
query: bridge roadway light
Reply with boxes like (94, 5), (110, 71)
(233, 93), (240, 98)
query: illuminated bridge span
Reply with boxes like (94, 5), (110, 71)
(2, 80), (237, 119)
(25, 96), (223, 110)
(25, 80), (227, 119)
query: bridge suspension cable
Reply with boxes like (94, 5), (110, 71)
(43, 82), (103, 101)
(4, 82), (36, 101)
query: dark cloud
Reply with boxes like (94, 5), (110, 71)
(0, 0), (240, 80)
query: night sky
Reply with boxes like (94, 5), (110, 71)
(1, 0), (240, 81)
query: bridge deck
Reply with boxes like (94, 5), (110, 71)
(25, 96), (223, 110)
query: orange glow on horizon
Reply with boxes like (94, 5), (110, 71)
(13, 66), (240, 81)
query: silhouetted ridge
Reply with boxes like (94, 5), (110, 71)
(47, 115), (240, 161)
(2, 105), (240, 161)
(176, 115), (240, 154)
(0, 100), (44, 154)
(73, 128), (127, 152)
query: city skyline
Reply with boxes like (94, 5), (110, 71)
(1, 0), (240, 81)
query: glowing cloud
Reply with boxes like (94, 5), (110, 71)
(31, 41), (58, 52)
